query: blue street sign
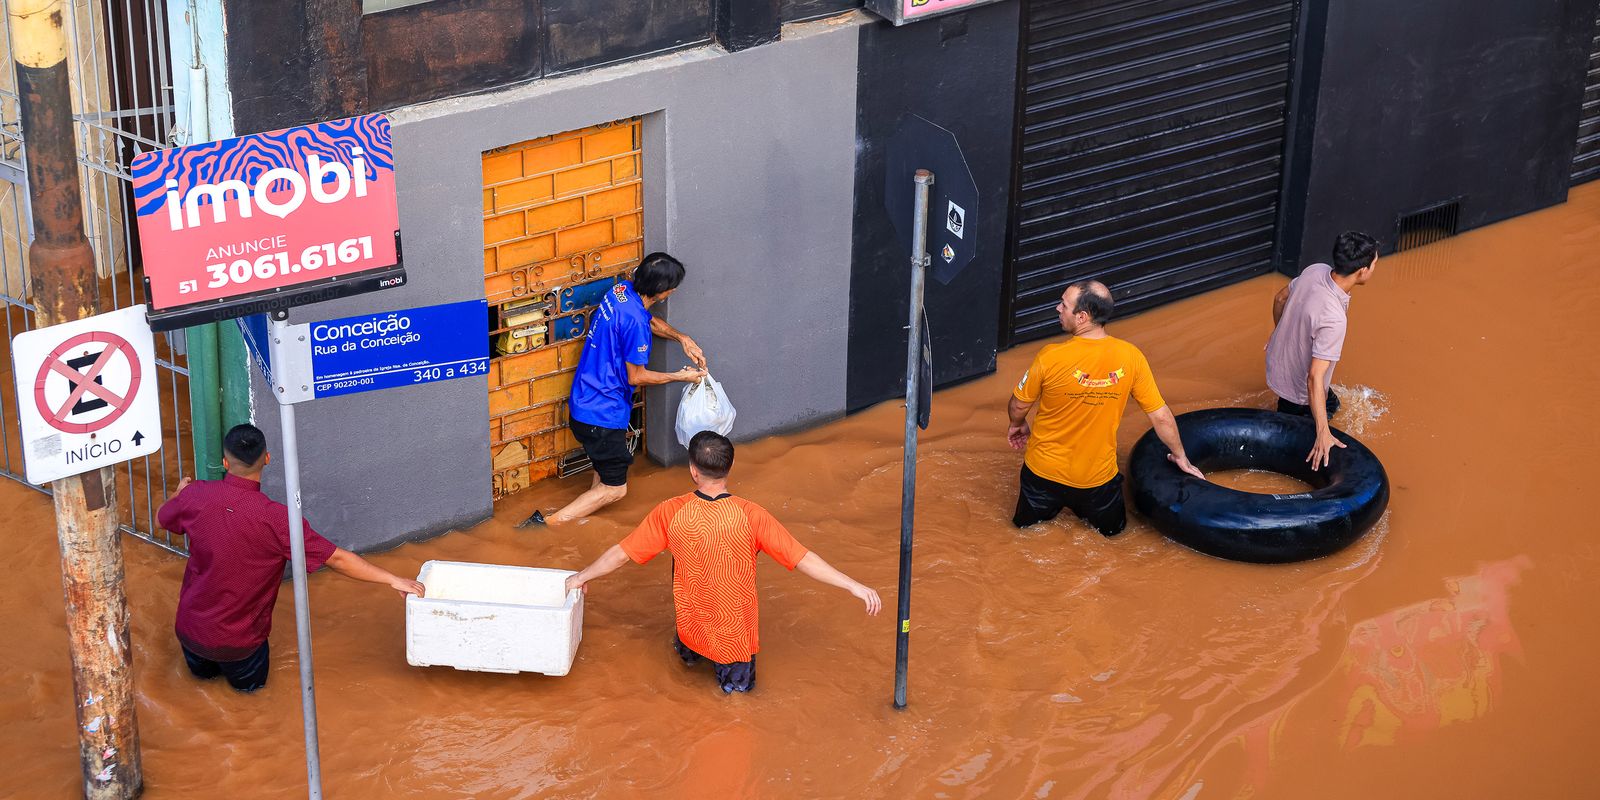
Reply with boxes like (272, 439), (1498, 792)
(306, 300), (488, 399)
(239, 313), (274, 385)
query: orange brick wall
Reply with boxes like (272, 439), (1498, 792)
(483, 119), (645, 499)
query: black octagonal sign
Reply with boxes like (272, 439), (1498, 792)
(884, 114), (980, 286)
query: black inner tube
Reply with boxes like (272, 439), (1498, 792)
(1129, 408), (1389, 564)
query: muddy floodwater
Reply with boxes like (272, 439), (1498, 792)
(6, 186), (1600, 799)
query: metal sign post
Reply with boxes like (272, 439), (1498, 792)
(267, 311), (324, 799)
(241, 298), (490, 798)
(894, 169), (934, 710)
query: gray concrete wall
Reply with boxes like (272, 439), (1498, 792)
(255, 17), (865, 551)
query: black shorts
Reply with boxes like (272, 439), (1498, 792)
(570, 419), (633, 487)
(1013, 465), (1127, 536)
(674, 635), (755, 694)
(1277, 388), (1341, 419)
(182, 641), (271, 693)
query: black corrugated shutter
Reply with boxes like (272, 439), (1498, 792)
(1006, 0), (1297, 344)
(1574, 9), (1600, 185)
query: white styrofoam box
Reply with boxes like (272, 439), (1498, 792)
(406, 560), (583, 676)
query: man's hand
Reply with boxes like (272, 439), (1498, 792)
(851, 583), (882, 616)
(1307, 428), (1346, 471)
(679, 336), (707, 369)
(564, 573), (588, 594)
(675, 366), (708, 383)
(1007, 421), (1031, 451)
(391, 578), (425, 597)
(175, 476), (193, 493)
(1167, 453), (1206, 480)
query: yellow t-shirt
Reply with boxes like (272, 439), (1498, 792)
(1013, 336), (1166, 488)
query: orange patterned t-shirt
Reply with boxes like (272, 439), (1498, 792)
(620, 492), (810, 664)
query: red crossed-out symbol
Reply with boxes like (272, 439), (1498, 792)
(33, 331), (142, 434)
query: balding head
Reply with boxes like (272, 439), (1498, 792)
(1062, 280), (1115, 327)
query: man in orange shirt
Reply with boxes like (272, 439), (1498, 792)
(1007, 280), (1205, 535)
(564, 431), (881, 693)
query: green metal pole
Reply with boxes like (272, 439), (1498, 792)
(186, 322), (224, 479)
(218, 321), (250, 429)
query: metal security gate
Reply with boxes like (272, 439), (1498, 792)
(0, 1), (193, 555)
(1574, 7), (1600, 185)
(1005, 0), (1298, 343)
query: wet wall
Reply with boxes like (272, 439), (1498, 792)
(252, 20), (864, 551)
(1281, 0), (1599, 269)
(846, 3), (1020, 412)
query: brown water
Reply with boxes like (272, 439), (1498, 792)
(6, 185), (1600, 798)
(1207, 470), (1314, 495)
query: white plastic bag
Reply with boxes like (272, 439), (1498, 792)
(675, 374), (738, 448)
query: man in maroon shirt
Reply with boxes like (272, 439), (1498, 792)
(158, 424), (423, 692)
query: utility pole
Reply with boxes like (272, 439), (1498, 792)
(893, 168), (933, 710)
(9, 1), (144, 796)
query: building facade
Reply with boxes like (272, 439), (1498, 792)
(2, 1), (1597, 554)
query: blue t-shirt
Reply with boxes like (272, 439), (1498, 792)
(569, 281), (652, 429)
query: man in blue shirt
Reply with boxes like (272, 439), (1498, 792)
(521, 252), (707, 526)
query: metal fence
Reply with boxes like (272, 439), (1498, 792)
(0, 0), (192, 555)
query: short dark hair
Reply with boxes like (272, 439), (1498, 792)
(1068, 281), (1115, 325)
(632, 252), (685, 298)
(1331, 231), (1379, 275)
(223, 424), (267, 468)
(688, 431), (734, 479)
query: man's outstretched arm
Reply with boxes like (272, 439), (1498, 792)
(565, 544), (632, 593)
(795, 552), (881, 615)
(324, 548), (424, 596)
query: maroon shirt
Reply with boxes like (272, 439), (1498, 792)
(157, 474), (337, 661)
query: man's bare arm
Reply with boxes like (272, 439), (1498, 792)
(625, 360), (705, 387)
(1007, 396), (1035, 451)
(1305, 358), (1345, 471)
(794, 552), (881, 615)
(565, 544), (632, 592)
(1146, 406), (1206, 480)
(1272, 283), (1292, 326)
(650, 316), (706, 368)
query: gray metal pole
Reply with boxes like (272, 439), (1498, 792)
(893, 168), (933, 710)
(269, 313), (323, 799)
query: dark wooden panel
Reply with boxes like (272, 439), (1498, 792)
(543, 0), (713, 75)
(716, 0), (782, 52)
(225, 0), (363, 133)
(363, 0), (541, 111)
(783, 0), (859, 22)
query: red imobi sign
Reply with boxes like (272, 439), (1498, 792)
(131, 114), (405, 331)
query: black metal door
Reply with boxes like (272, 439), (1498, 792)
(1574, 8), (1600, 185)
(1006, 0), (1298, 344)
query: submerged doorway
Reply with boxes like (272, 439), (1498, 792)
(481, 118), (645, 499)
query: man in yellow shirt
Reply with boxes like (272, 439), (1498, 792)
(1007, 281), (1205, 535)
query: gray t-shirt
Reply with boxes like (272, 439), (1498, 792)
(1265, 263), (1351, 405)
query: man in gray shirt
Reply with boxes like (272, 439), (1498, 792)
(1265, 231), (1379, 470)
